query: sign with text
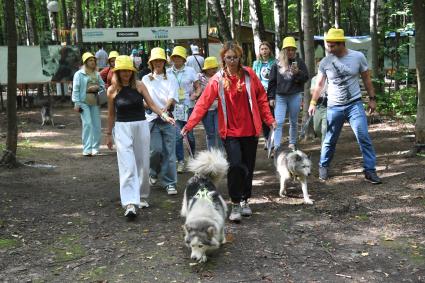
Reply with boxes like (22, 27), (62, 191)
(82, 25), (207, 42)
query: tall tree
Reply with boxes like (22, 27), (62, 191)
(61, 0), (71, 44)
(248, 0), (266, 57)
(413, 0), (425, 151)
(283, 0), (288, 35)
(334, 0), (341, 28)
(25, 0), (38, 45)
(186, 0), (193, 25)
(1, 0), (19, 166)
(297, 0), (305, 60)
(370, 0), (379, 81)
(274, 0), (284, 55)
(302, 0), (315, 139)
(209, 0), (232, 41)
(230, 0), (236, 39)
(321, 0), (330, 34)
(169, 0), (177, 27)
(75, 0), (83, 49)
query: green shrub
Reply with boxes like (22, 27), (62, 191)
(377, 87), (417, 117)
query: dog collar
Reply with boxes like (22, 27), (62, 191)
(194, 187), (213, 203)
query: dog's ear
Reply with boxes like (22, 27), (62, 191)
(295, 154), (302, 162)
(207, 226), (215, 238)
(307, 152), (312, 160)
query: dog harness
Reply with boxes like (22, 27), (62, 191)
(194, 187), (213, 204)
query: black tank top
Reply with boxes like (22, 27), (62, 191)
(114, 86), (146, 122)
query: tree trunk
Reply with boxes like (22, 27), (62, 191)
(209, 0), (232, 42)
(370, 0), (379, 82)
(0, 0), (6, 45)
(2, 0), (19, 167)
(334, 0), (341, 29)
(170, 0), (177, 27)
(61, 0), (71, 44)
(237, 0), (242, 42)
(248, 0), (266, 57)
(302, 0), (315, 139)
(85, 0), (90, 28)
(186, 0), (193, 25)
(283, 0), (288, 35)
(75, 0), (84, 49)
(230, 0), (236, 39)
(329, 0), (335, 28)
(24, 0), (38, 45)
(297, 0), (305, 60)
(133, 0), (142, 27)
(274, 0), (284, 55)
(321, 0), (330, 33)
(413, 0), (425, 149)
(46, 0), (57, 42)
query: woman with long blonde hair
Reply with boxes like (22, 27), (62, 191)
(106, 55), (174, 218)
(181, 41), (276, 223)
(267, 37), (309, 151)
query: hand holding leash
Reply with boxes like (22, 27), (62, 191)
(308, 104), (316, 116)
(161, 112), (175, 125)
(106, 135), (113, 150)
(269, 99), (275, 108)
(181, 126), (188, 136)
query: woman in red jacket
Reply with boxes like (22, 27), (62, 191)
(181, 41), (276, 222)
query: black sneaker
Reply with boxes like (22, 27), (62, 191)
(319, 166), (328, 180)
(364, 171), (382, 184)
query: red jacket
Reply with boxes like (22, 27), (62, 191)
(185, 67), (275, 138)
(100, 67), (113, 89)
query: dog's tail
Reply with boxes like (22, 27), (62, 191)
(187, 149), (229, 184)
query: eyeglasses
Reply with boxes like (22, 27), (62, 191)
(224, 56), (240, 62)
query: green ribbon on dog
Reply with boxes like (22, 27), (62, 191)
(194, 187), (213, 203)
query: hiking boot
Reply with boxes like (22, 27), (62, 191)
(149, 175), (158, 186)
(364, 171), (382, 184)
(229, 203), (242, 222)
(124, 204), (137, 218)
(240, 200), (252, 217)
(165, 184), (178, 195)
(177, 161), (185, 173)
(319, 166), (328, 180)
(140, 199), (150, 208)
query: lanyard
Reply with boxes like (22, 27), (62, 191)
(172, 67), (185, 88)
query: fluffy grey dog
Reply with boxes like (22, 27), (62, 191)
(274, 148), (313, 204)
(181, 149), (229, 263)
(41, 104), (54, 127)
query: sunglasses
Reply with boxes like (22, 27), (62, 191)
(224, 56), (240, 62)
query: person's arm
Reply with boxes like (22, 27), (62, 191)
(190, 80), (202, 100)
(251, 71), (276, 128)
(361, 70), (377, 113)
(72, 72), (82, 111)
(293, 59), (309, 84)
(267, 63), (278, 106)
(97, 72), (105, 93)
(106, 86), (116, 150)
(308, 72), (326, 116)
(136, 81), (175, 124)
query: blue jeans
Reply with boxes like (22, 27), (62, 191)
(202, 109), (223, 150)
(274, 93), (302, 148)
(175, 108), (195, 162)
(320, 100), (377, 172)
(149, 120), (177, 187)
(79, 103), (101, 154)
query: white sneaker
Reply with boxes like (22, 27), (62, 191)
(124, 204), (137, 217)
(177, 161), (185, 173)
(240, 200), (252, 217)
(92, 150), (100, 156)
(140, 199), (149, 208)
(229, 204), (242, 222)
(149, 176), (158, 186)
(165, 185), (178, 195)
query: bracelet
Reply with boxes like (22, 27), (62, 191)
(310, 99), (317, 106)
(369, 96), (376, 101)
(106, 133), (112, 136)
(161, 112), (169, 120)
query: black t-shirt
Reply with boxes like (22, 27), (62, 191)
(114, 86), (146, 122)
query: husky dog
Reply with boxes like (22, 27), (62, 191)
(41, 104), (54, 127)
(181, 149), (229, 263)
(274, 148), (313, 204)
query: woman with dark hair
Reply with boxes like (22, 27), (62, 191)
(267, 37), (309, 151)
(181, 42), (276, 222)
(72, 52), (105, 156)
(252, 41), (276, 149)
(106, 55), (174, 218)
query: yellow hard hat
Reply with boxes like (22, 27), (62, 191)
(113, 55), (137, 72)
(325, 28), (346, 42)
(149, 47), (167, 63)
(82, 52), (95, 64)
(108, 51), (119, 60)
(203, 57), (219, 70)
(282, 37), (297, 49)
(170, 46), (187, 60)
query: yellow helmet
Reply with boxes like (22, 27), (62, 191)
(325, 28), (346, 42)
(282, 37), (297, 49)
(170, 46), (187, 60)
(149, 47), (167, 63)
(108, 51), (119, 60)
(203, 57), (219, 71)
(82, 52), (95, 64)
(113, 55), (137, 72)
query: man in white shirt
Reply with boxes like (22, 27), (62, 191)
(186, 44), (205, 74)
(95, 44), (108, 70)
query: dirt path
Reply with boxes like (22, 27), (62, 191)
(0, 107), (424, 282)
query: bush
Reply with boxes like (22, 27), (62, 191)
(377, 87), (417, 117)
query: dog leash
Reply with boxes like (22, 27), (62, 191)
(299, 115), (313, 140)
(183, 134), (194, 159)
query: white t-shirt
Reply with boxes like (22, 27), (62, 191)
(142, 73), (179, 122)
(95, 49), (108, 69)
(318, 49), (368, 106)
(166, 66), (198, 108)
(186, 55), (205, 74)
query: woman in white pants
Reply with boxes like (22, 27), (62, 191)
(106, 55), (174, 218)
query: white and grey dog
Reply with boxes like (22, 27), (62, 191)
(181, 149), (229, 263)
(41, 104), (54, 127)
(274, 148), (313, 204)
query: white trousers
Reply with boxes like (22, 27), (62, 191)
(114, 120), (150, 207)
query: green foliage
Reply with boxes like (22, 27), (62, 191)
(378, 87), (418, 117)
